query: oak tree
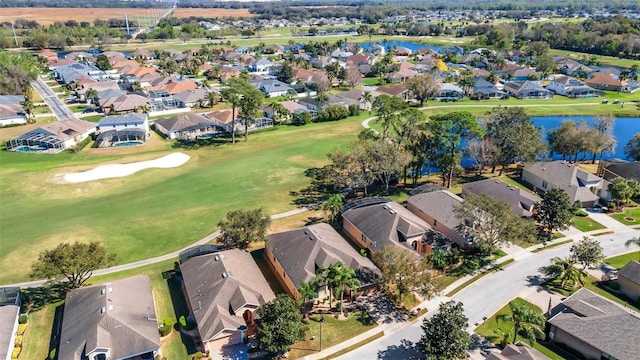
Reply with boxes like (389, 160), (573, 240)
(217, 208), (271, 250)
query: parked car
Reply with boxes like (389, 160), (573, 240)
(81, 108), (96, 114)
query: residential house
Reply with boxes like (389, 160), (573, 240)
(393, 46), (412, 57)
(0, 287), (20, 360)
(131, 48), (154, 61)
(554, 57), (595, 77)
(96, 113), (149, 147)
(55, 62), (106, 84)
(180, 249), (275, 352)
(265, 223), (380, 299)
(486, 342), (549, 360)
(585, 73), (627, 92)
(547, 288), (640, 360)
(388, 63), (419, 83)
(99, 94), (149, 114)
(346, 53), (371, 66)
(0, 104), (27, 127)
(249, 59), (273, 75)
(174, 88), (208, 108)
(148, 79), (197, 95)
(206, 109), (241, 133)
(57, 275), (161, 360)
(598, 161), (640, 182)
(342, 200), (442, 256)
(521, 161), (609, 207)
(433, 83), (464, 101)
(76, 80), (121, 102)
(253, 79), (293, 97)
(546, 76), (599, 98)
(376, 84), (411, 101)
(311, 56), (335, 69)
(406, 190), (468, 247)
(292, 68), (316, 84)
(6, 119), (96, 153)
(472, 78), (510, 100)
(618, 261), (640, 301)
(331, 50), (353, 62)
(298, 94), (352, 111)
(263, 100), (309, 120)
(503, 81), (553, 99)
(154, 113), (221, 140)
(461, 179), (541, 217)
(335, 89), (372, 110)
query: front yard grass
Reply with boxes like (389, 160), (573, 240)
(475, 298), (568, 360)
(545, 275), (640, 313)
(571, 216), (605, 232)
(610, 206), (640, 226)
(288, 312), (377, 359)
(604, 251), (640, 269)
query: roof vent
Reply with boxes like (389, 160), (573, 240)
(214, 255), (219, 261)
(108, 287), (113, 293)
(197, 301), (202, 310)
(389, 210), (396, 214)
(509, 186), (516, 191)
(100, 289), (106, 295)
(222, 272), (227, 278)
(220, 254), (225, 259)
(108, 305), (113, 311)
(100, 307), (106, 314)
(228, 271), (233, 276)
(382, 205), (389, 210)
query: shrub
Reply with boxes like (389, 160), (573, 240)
(179, 315), (187, 328)
(72, 136), (92, 152)
(192, 352), (203, 360)
(17, 324), (27, 336)
(11, 347), (20, 360)
(608, 281), (620, 290)
(574, 209), (588, 217)
(48, 348), (56, 360)
(14, 335), (23, 347)
(163, 317), (174, 327)
(291, 112), (312, 126)
(18, 314), (27, 324)
(158, 324), (172, 337)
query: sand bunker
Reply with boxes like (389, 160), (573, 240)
(62, 152), (190, 184)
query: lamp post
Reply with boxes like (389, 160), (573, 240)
(319, 314), (325, 352)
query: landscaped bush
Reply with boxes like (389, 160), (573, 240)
(179, 315), (195, 330)
(14, 335), (22, 347)
(574, 209), (588, 217)
(48, 348), (56, 360)
(179, 315), (187, 328)
(159, 317), (174, 337)
(11, 347), (20, 359)
(314, 105), (350, 122)
(72, 136), (92, 152)
(163, 317), (174, 327)
(18, 314), (27, 324)
(291, 112), (312, 126)
(17, 324), (26, 336)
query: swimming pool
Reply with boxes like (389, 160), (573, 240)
(14, 146), (46, 153)
(114, 141), (143, 147)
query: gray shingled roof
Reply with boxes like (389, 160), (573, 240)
(486, 342), (549, 360)
(604, 162), (640, 182)
(342, 201), (430, 254)
(267, 223), (380, 289)
(0, 287), (20, 360)
(154, 113), (218, 132)
(618, 261), (640, 285)
(180, 249), (275, 343)
(548, 288), (640, 360)
(523, 161), (603, 204)
(407, 190), (463, 231)
(58, 275), (161, 360)
(98, 113), (147, 127)
(462, 179), (541, 217)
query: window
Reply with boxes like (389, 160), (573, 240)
(542, 181), (548, 189)
(361, 233), (366, 243)
(433, 219), (438, 227)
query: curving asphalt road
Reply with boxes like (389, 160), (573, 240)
(32, 78), (77, 121)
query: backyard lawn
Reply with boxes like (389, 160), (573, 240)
(288, 312), (377, 359)
(571, 216), (605, 232)
(605, 251), (640, 269)
(610, 206), (640, 226)
(0, 114), (367, 284)
(475, 298), (569, 360)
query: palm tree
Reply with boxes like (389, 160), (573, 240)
(631, 64), (639, 80)
(322, 194), (344, 225)
(360, 91), (373, 110)
(625, 236), (640, 260)
(316, 93), (330, 109)
(458, 77), (476, 96)
(298, 280), (317, 319)
(205, 91), (219, 108)
(221, 80), (244, 144)
(326, 262), (360, 317)
(542, 257), (587, 290)
(501, 301), (546, 344)
(135, 104), (150, 114)
(270, 102), (289, 125)
(86, 88), (99, 105)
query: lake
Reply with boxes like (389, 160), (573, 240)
(531, 116), (640, 160)
(358, 41), (462, 54)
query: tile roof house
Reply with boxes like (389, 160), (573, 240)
(617, 261), (640, 302)
(57, 275), (161, 360)
(406, 190), (468, 247)
(0, 287), (21, 360)
(154, 113), (221, 140)
(521, 161), (609, 207)
(585, 73), (628, 92)
(376, 84), (410, 101)
(292, 68), (316, 83)
(205, 109), (241, 133)
(486, 342), (549, 360)
(180, 249), (275, 352)
(6, 118), (96, 153)
(342, 201), (440, 256)
(461, 179), (542, 217)
(266, 223), (380, 299)
(99, 94), (149, 114)
(173, 88), (208, 107)
(547, 288), (640, 360)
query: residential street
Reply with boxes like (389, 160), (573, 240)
(32, 77), (76, 121)
(334, 228), (639, 360)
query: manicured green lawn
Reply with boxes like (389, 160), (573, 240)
(288, 312), (376, 359)
(475, 298), (565, 360)
(362, 78), (381, 86)
(20, 301), (62, 360)
(605, 251), (640, 269)
(545, 275), (640, 313)
(69, 104), (93, 113)
(0, 114), (367, 284)
(32, 106), (51, 114)
(610, 207), (640, 226)
(547, 49), (640, 68)
(571, 216), (605, 232)
(81, 114), (104, 122)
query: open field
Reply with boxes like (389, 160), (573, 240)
(0, 114), (366, 285)
(0, 7), (252, 26)
(548, 49), (640, 68)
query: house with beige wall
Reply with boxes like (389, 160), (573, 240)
(406, 190), (469, 247)
(618, 261), (640, 302)
(265, 223), (380, 300)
